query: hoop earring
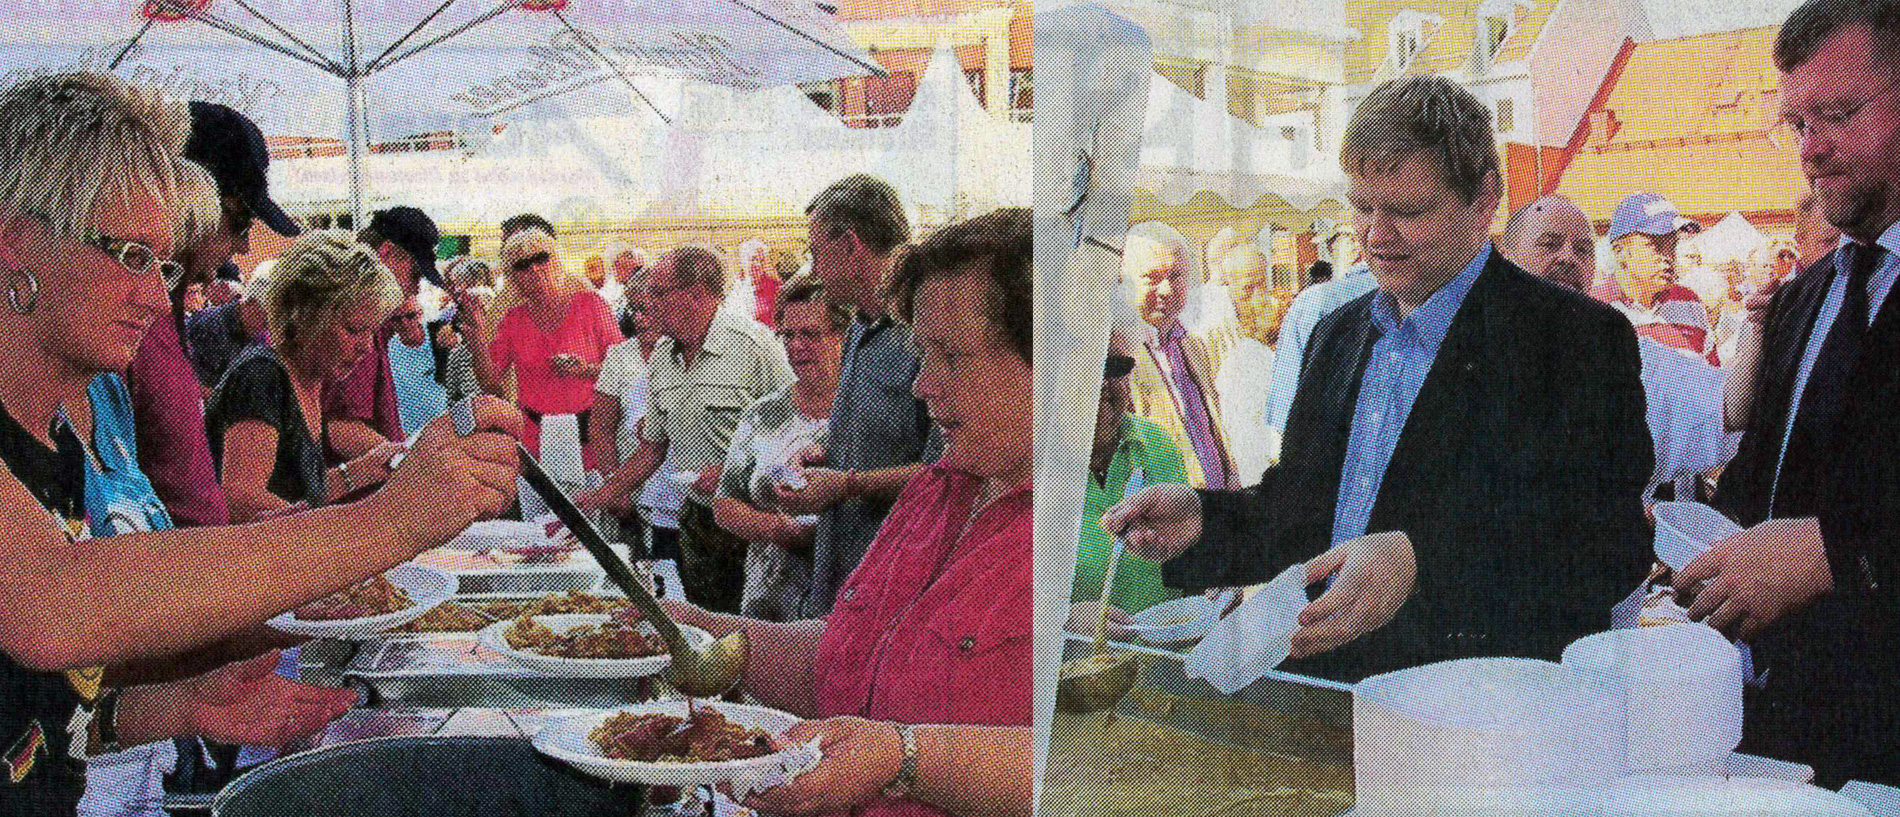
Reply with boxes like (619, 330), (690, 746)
(6, 269), (38, 315)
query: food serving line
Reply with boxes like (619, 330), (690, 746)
(161, 534), (793, 817)
(1046, 511), (1900, 817)
(165, 406), (811, 816)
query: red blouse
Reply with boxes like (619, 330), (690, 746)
(812, 464), (1031, 817)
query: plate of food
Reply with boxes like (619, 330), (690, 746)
(385, 601), (501, 635)
(532, 700), (817, 791)
(477, 613), (711, 679)
(267, 563), (456, 640)
(466, 590), (637, 621)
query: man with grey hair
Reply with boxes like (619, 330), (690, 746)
(1107, 75), (1651, 683)
(1122, 225), (1237, 491)
(581, 246), (793, 613)
(1690, 0), (1900, 783)
(769, 174), (941, 617)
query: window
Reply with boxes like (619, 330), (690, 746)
(1386, 11), (1444, 73)
(964, 69), (985, 103)
(1009, 68), (1032, 122)
(1396, 28), (1424, 69)
(1477, 0), (1529, 63)
(801, 80), (838, 113)
(1485, 16), (1511, 59)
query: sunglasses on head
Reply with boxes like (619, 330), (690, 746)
(511, 251), (550, 273)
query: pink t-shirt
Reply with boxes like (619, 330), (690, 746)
(488, 290), (622, 457)
(813, 465), (1031, 817)
(324, 322), (404, 444)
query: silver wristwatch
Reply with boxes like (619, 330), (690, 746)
(881, 722), (919, 800)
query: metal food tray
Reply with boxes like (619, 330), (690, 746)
(442, 544), (633, 595)
(340, 633), (656, 708)
(1043, 633), (1355, 817)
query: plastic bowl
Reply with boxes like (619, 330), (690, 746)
(1653, 502), (1744, 572)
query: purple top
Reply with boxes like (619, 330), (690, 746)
(1158, 321), (1230, 491)
(124, 311), (230, 528)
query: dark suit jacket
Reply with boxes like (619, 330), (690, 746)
(1713, 247), (1900, 786)
(1163, 252), (1654, 683)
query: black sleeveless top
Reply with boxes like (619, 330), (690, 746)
(0, 400), (94, 816)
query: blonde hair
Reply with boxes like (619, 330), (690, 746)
(174, 159), (223, 251)
(0, 72), (194, 241)
(500, 227), (557, 269)
(256, 230), (403, 355)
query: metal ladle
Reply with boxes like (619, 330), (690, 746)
(1056, 470), (1145, 714)
(432, 399), (745, 697)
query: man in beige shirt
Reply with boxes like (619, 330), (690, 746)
(581, 246), (793, 612)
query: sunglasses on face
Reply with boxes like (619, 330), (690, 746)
(397, 310), (422, 321)
(511, 251), (550, 273)
(223, 200), (254, 239)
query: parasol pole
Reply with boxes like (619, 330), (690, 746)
(345, 74), (369, 229)
(343, 0), (368, 228)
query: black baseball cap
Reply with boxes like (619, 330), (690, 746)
(1105, 353), (1135, 379)
(367, 206), (442, 288)
(183, 101), (301, 237)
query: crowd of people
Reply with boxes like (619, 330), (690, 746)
(0, 66), (1032, 817)
(1090, 0), (1898, 788)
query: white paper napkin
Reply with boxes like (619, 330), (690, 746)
(728, 739), (824, 801)
(1185, 560), (1306, 695)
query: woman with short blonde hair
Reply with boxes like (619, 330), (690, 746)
(207, 230), (409, 522)
(0, 71), (527, 817)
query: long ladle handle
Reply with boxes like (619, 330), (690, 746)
(442, 398), (694, 661)
(515, 442), (695, 661)
(1091, 468), (1147, 654)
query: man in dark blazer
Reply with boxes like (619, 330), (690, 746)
(1107, 75), (1653, 684)
(1678, 0), (1900, 786)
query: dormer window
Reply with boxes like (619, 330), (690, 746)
(1477, 0), (1532, 64)
(1387, 11), (1444, 73)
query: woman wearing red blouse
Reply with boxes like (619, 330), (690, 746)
(667, 209), (1032, 817)
(467, 229), (622, 469)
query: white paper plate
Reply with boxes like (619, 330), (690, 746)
(533, 701), (806, 788)
(477, 614), (710, 679)
(1128, 593), (1226, 645)
(267, 563), (455, 640)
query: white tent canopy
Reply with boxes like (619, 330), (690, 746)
(1137, 69), (1345, 212)
(271, 42), (1031, 228)
(1694, 212), (1770, 266)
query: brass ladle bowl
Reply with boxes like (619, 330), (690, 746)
(1055, 533), (1139, 714)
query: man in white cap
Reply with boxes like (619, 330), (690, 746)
(1503, 194), (1731, 501)
(1598, 192), (1720, 365)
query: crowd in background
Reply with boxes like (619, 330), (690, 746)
(1090, 0), (1900, 787)
(0, 65), (1032, 817)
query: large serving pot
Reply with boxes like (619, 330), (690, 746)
(210, 736), (645, 817)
